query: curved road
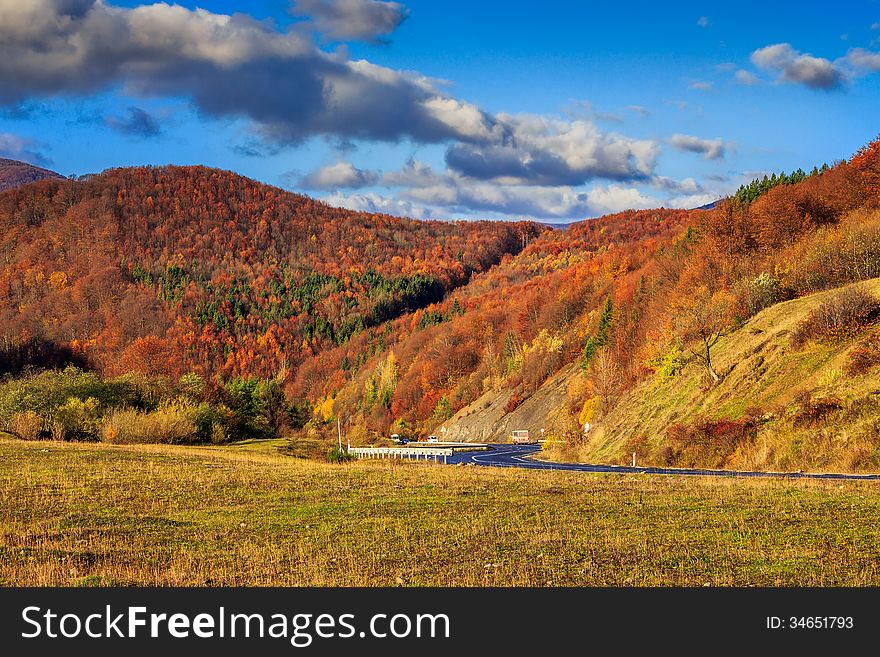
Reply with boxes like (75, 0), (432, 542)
(445, 444), (880, 481)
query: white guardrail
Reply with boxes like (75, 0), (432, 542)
(348, 447), (453, 463)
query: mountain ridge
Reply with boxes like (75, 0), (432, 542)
(0, 158), (64, 192)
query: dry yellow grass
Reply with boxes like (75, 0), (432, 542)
(1, 437), (879, 586)
(585, 278), (880, 471)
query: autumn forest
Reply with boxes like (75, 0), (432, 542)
(1, 136), (879, 460)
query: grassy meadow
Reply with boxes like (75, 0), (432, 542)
(1, 436), (880, 586)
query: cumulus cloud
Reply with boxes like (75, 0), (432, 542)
(0, 132), (52, 166)
(668, 133), (727, 160)
(400, 181), (648, 219)
(696, 16), (710, 28)
(0, 0), (477, 145)
(291, 0), (409, 42)
(105, 106), (161, 137)
(444, 115), (660, 186)
(0, 0), (663, 191)
(650, 175), (704, 195)
(322, 190), (431, 218)
(750, 43), (845, 90)
(734, 69), (759, 85)
(296, 161), (378, 189)
(846, 48), (880, 73)
(325, 158), (730, 220)
(348, 159), (660, 219)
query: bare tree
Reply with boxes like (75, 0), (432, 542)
(672, 286), (737, 384)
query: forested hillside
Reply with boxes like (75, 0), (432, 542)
(1, 136), (879, 467)
(314, 135), (879, 449)
(0, 165), (541, 382)
(0, 159), (63, 193)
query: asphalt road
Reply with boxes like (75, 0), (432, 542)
(445, 443), (880, 481)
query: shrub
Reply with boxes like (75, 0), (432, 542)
(792, 286), (880, 346)
(52, 397), (100, 441)
(666, 415), (759, 467)
(793, 392), (843, 427)
(101, 402), (198, 444)
(0, 367), (142, 438)
(10, 411), (41, 440)
(327, 445), (354, 463)
(747, 272), (783, 315)
(504, 393), (523, 414)
(846, 335), (880, 376)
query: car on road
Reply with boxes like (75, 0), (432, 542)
(427, 435), (439, 443)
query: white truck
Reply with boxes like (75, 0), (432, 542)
(510, 430), (534, 445)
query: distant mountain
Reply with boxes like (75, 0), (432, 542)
(539, 221), (575, 230)
(0, 164), (543, 379)
(0, 158), (64, 192)
(694, 199), (722, 210)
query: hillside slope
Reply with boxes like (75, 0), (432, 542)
(0, 158), (63, 192)
(439, 364), (578, 442)
(580, 277), (880, 472)
(0, 165), (542, 379)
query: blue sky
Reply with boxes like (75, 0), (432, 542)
(0, 0), (878, 220)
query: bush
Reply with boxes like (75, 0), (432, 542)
(666, 415), (759, 467)
(0, 367), (143, 437)
(52, 396), (101, 441)
(101, 402), (198, 444)
(792, 286), (880, 346)
(747, 272), (784, 315)
(9, 411), (41, 440)
(793, 392), (843, 427)
(504, 393), (523, 414)
(846, 335), (880, 376)
(327, 445), (354, 463)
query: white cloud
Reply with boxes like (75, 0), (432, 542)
(586, 184), (658, 214)
(0, 132), (51, 166)
(734, 69), (759, 85)
(444, 114), (660, 185)
(322, 191), (432, 218)
(696, 16), (710, 28)
(846, 48), (880, 73)
(422, 97), (497, 142)
(688, 81), (713, 91)
(750, 43), (845, 90)
(665, 192), (721, 209)
(296, 161), (379, 189)
(291, 0), (409, 42)
(668, 133), (727, 160)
